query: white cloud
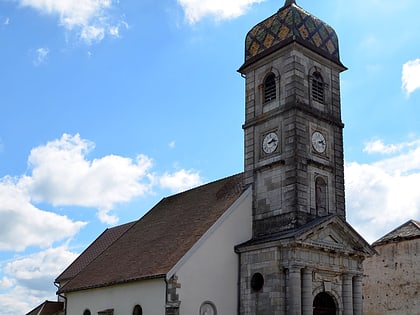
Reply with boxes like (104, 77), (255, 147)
(402, 58), (420, 96)
(363, 139), (400, 154)
(0, 284), (53, 315)
(15, 133), (203, 224)
(33, 47), (49, 66)
(177, 0), (265, 24)
(0, 246), (76, 315)
(363, 139), (420, 155)
(5, 245), (78, 292)
(80, 25), (105, 44)
(346, 138), (420, 243)
(159, 169), (203, 193)
(0, 179), (85, 251)
(109, 21), (128, 38)
(19, 134), (154, 224)
(0, 277), (14, 289)
(17, 0), (125, 44)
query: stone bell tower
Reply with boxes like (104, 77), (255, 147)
(235, 1), (374, 314)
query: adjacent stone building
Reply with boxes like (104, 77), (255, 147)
(363, 220), (420, 315)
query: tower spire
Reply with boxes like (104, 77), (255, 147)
(284, 0), (296, 6)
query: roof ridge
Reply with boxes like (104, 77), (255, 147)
(372, 219), (420, 246)
(162, 173), (244, 200)
(410, 219), (420, 229)
(63, 221), (137, 287)
(55, 220), (136, 283)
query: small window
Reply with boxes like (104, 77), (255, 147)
(251, 272), (264, 292)
(133, 305), (143, 315)
(263, 73), (276, 103)
(83, 310), (91, 315)
(200, 302), (217, 315)
(311, 72), (324, 103)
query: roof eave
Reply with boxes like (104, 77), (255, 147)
(58, 274), (167, 294)
(238, 38), (347, 74)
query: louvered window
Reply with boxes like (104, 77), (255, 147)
(264, 73), (276, 103)
(312, 72), (324, 103)
(315, 177), (327, 216)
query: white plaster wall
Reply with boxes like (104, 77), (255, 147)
(174, 188), (253, 314)
(65, 278), (166, 315)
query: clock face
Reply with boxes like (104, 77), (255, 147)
(312, 131), (326, 153)
(262, 132), (279, 154)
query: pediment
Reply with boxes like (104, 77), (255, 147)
(294, 216), (375, 256)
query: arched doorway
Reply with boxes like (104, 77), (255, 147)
(313, 292), (337, 315)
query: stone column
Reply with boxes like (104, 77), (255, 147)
(288, 267), (302, 314)
(353, 275), (363, 315)
(301, 268), (313, 315)
(342, 274), (353, 315)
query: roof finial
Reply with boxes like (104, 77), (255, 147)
(284, 0), (296, 6)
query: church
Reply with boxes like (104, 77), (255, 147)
(53, 1), (375, 314)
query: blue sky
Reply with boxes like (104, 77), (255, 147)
(1, 0), (420, 313)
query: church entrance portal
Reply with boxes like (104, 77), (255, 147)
(313, 292), (337, 315)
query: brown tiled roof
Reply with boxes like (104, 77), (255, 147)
(373, 220), (420, 246)
(26, 300), (64, 315)
(59, 173), (244, 293)
(55, 221), (136, 283)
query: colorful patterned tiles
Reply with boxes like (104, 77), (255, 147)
(244, 1), (340, 65)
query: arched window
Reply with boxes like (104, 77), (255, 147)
(311, 71), (324, 103)
(133, 305), (143, 315)
(315, 177), (327, 216)
(200, 301), (217, 315)
(263, 73), (276, 103)
(83, 310), (91, 315)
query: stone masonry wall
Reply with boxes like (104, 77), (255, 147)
(242, 44), (346, 237)
(363, 238), (420, 315)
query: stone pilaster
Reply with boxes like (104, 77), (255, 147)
(288, 267), (302, 314)
(342, 274), (353, 315)
(353, 275), (363, 315)
(166, 275), (180, 315)
(301, 268), (313, 315)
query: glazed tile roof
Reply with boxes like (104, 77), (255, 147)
(373, 220), (420, 246)
(55, 220), (136, 283)
(58, 173), (244, 293)
(240, 0), (343, 71)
